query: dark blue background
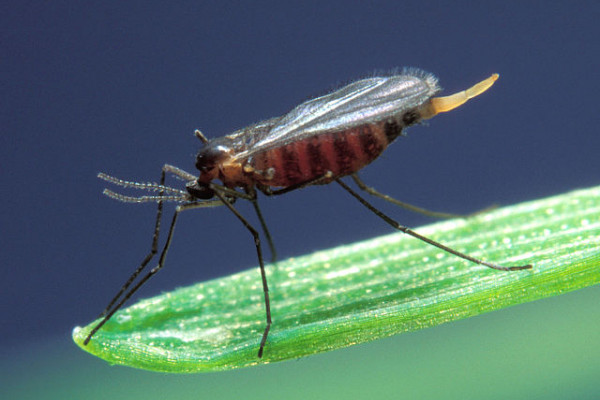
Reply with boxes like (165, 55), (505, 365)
(2, 1), (598, 348)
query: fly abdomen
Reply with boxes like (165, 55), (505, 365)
(251, 119), (398, 188)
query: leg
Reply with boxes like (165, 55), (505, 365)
(245, 187), (277, 263)
(351, 174), (496, 219)
(94, 164), (202, 319)
(86, 163), (217, 344)
(211, 186), (272, 358)
(84, 200), (204, 345)
(260, 172), (334, 197)
(94, 166), (170, 319)
(203, 183), (278, 263)
(336, 178), (531, 271)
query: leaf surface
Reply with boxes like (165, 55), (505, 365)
(73, 186), (600, 372)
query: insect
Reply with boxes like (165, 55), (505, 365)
(84, 69), (532, 358)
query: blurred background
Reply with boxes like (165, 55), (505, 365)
(2, 1), (599, 398)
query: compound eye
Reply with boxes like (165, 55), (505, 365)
(195, 152), (214, 173)
(195, 145), (229, 173)
(186, 181), (215, 200)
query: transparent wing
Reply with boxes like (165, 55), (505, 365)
(232, 70), (440, 161)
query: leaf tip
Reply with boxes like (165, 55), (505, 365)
(72, 325), (91, 349)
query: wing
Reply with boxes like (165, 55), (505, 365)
(232, 69), (440, 161)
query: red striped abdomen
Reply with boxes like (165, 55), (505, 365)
(250, 120), (400, 188)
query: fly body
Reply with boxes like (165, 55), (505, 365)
(85, 69), (532, 359)
(193, 71), (439, 190)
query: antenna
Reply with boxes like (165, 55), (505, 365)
(194, 129), (209, 144)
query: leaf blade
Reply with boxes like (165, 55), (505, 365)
(73, 185), (600, 372)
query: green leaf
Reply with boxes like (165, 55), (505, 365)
(73, 185), (600, 373)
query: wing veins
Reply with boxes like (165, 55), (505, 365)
(232, 79), (386, 161)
